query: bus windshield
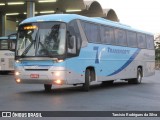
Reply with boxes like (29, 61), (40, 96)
(16, 22), (66, 57)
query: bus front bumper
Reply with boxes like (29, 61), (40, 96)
(14, 70), (67, 85)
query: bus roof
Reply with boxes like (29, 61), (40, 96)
(0, 36), (16, 40)
(20, 14), (153, 35)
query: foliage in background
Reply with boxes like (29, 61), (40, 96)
(155, 34), (160, 61)
(155, 42), (160, 61)
(155, 34), (160, 69)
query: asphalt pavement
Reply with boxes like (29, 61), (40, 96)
(0, 71), (160, 119)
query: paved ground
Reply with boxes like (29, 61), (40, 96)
(0, 71), (160, 119)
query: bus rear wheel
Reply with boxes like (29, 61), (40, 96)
(128, 68), (142, 84)
(44, 84), (52, 92)
(82, 69), (92, 91)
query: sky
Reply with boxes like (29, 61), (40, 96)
(97, 0), (160, 34)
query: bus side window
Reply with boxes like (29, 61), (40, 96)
(114, 29), (127, 46)
(127, 31), (138, 47)
(10, 40), (16, 51)
(81, 21), (100, 43)
(101, 26), (115, 45)
(67, 20), (82, 56)
(137, 33), (146, 49)
(0, 40), (9, 49)
(146, 35), (154, 50)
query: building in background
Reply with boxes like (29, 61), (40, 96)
(0, 0), (119, 36)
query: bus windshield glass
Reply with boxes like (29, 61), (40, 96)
(16, 22), (66, 57)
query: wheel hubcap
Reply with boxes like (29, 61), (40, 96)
(138, 71), (142, 83)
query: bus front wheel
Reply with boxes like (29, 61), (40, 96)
(82, 69), (91, 91)
(44, 84), (52, 92)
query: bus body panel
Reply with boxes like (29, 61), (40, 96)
(0, 50), (14, 71)
(15, 60), (67, 84)
(15, 43), (155, 85)
(0, 36), (16, 72)
(65, 44), (155, 84)
(15, 14), (155, 86)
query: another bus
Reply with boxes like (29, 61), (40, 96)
(0, 35), (16, 74)
(14, 14), (155, 91)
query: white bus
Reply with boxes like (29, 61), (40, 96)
(14, 14), (155, 91)
(0, 36), (16, 74)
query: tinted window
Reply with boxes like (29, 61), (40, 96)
(9, 39), (16, 50)
(137, 33), (146, 48)
(0, 40), (9, 49)
(81, 21), (100, 43)
(146, 35), (154, 49)
(114, 29), (127, 46)
(101, 26), (115, 44)
(127, 31), (137, 47)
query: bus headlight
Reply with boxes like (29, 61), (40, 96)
(15, 71), (20, 76)
(16, 60), (20, 63)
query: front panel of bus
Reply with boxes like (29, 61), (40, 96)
(15, 22), (70, 84)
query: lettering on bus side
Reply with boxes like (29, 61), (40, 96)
(93, 46), (131, 64)
(107, 47), (130, 54)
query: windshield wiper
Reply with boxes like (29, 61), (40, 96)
(20, 40), (35, 57)
(38, 41), (53, 57)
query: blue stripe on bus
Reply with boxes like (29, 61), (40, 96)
(107, 49), (140, 76)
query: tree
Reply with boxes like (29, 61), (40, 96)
(155, 33), (160, 69)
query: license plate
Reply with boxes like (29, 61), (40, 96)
(30, 74), (39, 78)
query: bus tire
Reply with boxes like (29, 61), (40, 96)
(128, 68), (142, 84)
(44, 84), (52, 92)
(82, 69), (91, 91)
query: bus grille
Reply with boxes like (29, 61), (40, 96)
(25, 69), (48, 71)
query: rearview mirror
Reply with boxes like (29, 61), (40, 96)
(68, 36), (75, 49)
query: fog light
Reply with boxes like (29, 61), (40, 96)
(15, 71), (20, 76)
(54, 79), (62, 85)
(16, 78), (21, 83)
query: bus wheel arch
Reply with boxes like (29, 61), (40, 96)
(82, 66), (96, 91)
(87, 67), (96, 81)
